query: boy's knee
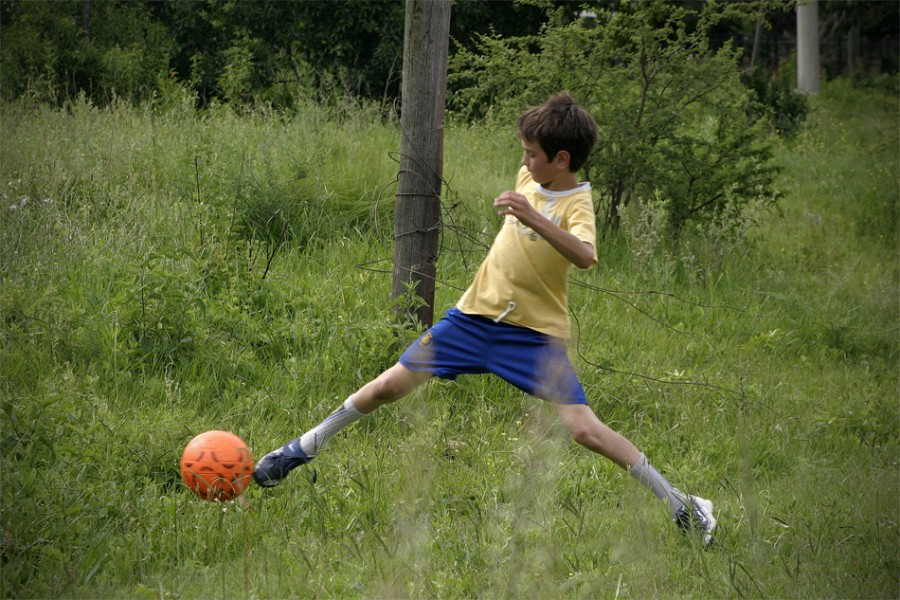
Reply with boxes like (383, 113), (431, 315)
(568, 422), (595, 447)
(373, 375), (405, 402)
(371, 363), (424, 402)
(557, 405), (607, 448)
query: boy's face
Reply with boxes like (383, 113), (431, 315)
(520, 139), (569, 189)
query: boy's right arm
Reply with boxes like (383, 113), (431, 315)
(493, 191), (596, 270)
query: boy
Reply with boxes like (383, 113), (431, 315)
(253, 92), (716, 546)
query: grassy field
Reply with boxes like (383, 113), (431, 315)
(1, 81), (897, 599)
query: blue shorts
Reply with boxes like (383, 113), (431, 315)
(399, 308), (588, 405)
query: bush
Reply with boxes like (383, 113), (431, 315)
(742, 62), (810, 138)
(450, 1), (784, 237)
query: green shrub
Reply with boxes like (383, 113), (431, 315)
(450, 1), (784, 237)
(742, 62), (810, 138)
(1, 86), (897, 598)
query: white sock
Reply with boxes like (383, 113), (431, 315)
(298, 396), (364, 457)
(628, 453), (685, 517)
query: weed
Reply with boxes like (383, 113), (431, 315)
(1, 83), (897, 598)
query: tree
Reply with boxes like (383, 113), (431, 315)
(449, 1), (783, 237)
(391, 0), (451, 327)
(0, 0), (173, 104)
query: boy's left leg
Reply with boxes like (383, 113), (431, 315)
(554, 403), (717, 546)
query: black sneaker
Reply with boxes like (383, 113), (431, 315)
(673, 493), (717, 548)
(252, 438), (312, 487)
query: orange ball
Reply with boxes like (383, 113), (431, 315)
(180, 431), (253, 501)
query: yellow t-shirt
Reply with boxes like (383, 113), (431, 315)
(456, 166), (597, 339)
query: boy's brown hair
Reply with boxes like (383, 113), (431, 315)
(517, 91), (598, 173)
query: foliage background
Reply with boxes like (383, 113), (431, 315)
(1, 79), (897, 599)
(1, 1), (898, 598)
(1, 0), (897, 108)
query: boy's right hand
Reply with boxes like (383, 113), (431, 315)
(493, 191), (538, 225)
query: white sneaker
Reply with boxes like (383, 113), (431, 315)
(673, 492), (717, 548)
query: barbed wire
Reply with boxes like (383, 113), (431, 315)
(362, 149), (757, 402)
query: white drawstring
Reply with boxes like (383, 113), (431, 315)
(493, 301), (517, 323)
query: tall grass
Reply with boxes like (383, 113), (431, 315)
(1, 83), (897, 598)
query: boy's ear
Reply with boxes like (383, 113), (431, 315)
(554, 150), (571, 170)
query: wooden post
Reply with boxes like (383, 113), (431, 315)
(392, 0), (451, 327)
(750, 17), (763, 70)
(797, 0), (820, 94)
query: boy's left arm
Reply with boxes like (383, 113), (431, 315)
(494, 191), (596, 270)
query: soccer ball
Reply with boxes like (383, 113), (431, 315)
(180, 430), (253, 501)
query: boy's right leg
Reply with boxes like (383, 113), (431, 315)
(350, 361), (433, 413)
(253, 363), (430, 487)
